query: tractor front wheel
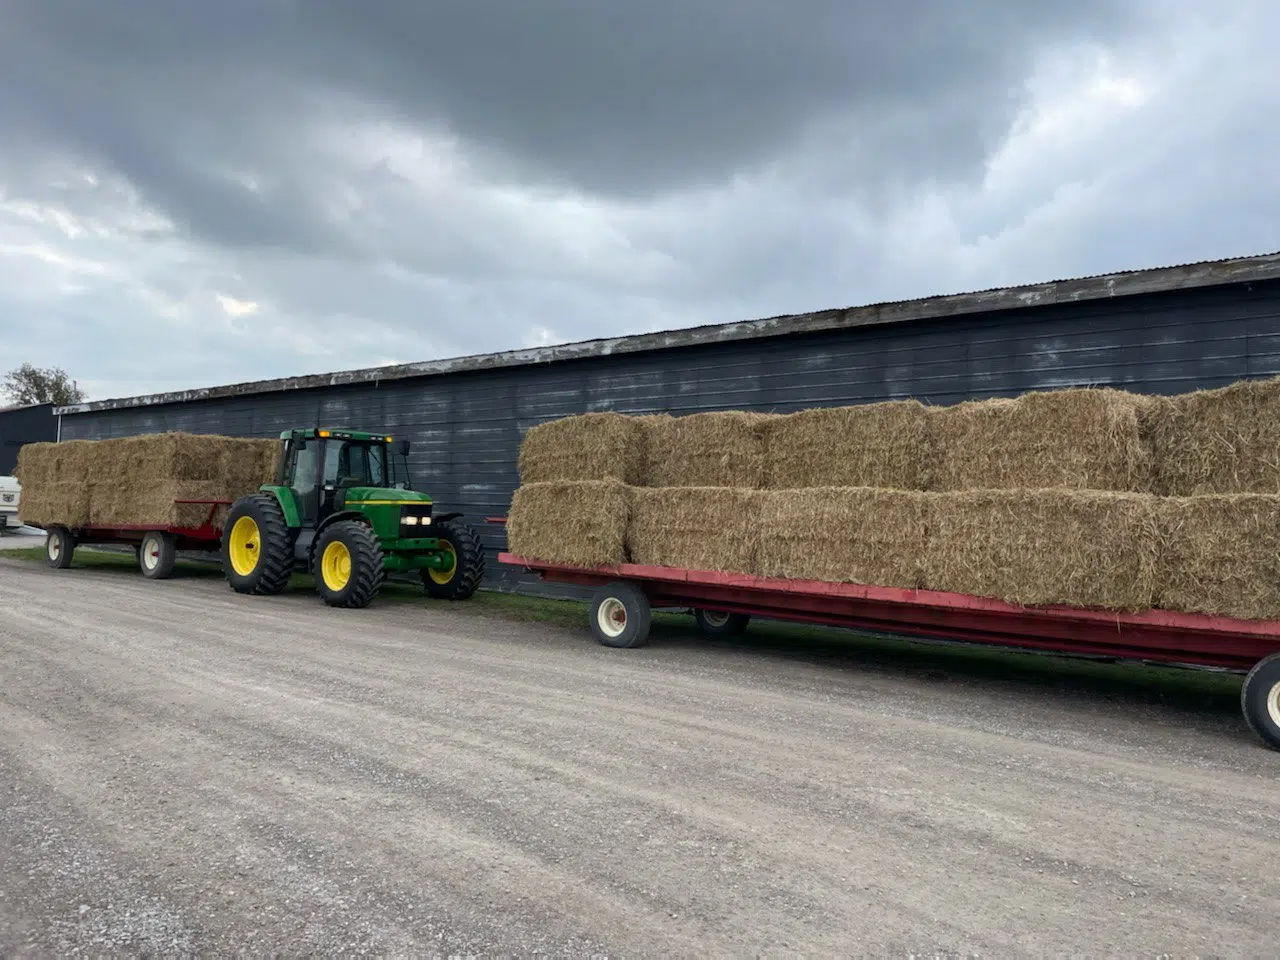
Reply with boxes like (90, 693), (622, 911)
(314, 519), (385, 609)
(422, 520), (485, 601)
(222, 494), (294, 596)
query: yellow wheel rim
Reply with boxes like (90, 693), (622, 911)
(428, 542), (457, 585)
(321, 540), (352, 591)
(228, 516), (261, 576)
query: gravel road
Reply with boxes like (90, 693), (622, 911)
(1, 558), (1277, 956)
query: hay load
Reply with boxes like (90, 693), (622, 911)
(643, 411), (776, 489)
(506, 480), (630, 567)
(15, 432), (279, 530)
(923, 489), (1161, 611)
(758, 487), (928, 587)
(1157, 495), (1280, 620)
(1147, 377), (1280, 495)
(628, 487), (761, 573)
(764, 400), (931, 491)
(928, 388), (1154, 493)
(517, 412), (660, 485)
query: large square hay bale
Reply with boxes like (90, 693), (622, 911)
(1157, 495), (1280, 620)
(17, 481), (91, 528)
(517, 412), (659, 485)
(923, 489), (1161, 611)
(506, 480), (630, 567)
(643, 412), (776, 489)
(928, 388), (1155, 493)
(628, 487), (760, 573)
(1148, 377), (1280, 495)
(88, 480), (232, 528)
(764, 400), (931, 490)
(13, 441), (54, 484)
(758, 487), (928, 587)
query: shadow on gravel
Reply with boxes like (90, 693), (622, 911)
(641, 616), (1243, 720)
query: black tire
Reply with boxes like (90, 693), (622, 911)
(221, 494), (294, 596)
(693, 608), (751, 636)
(139, 531), (177, 580)
(45, 526), (75, 569)
(589, 581), (652, 649)
(422, 520), (486, 600)
(1241, 653), (1280, 750)
(313, 519), (385, 609)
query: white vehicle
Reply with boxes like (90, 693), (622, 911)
(0, 476), (20, 531)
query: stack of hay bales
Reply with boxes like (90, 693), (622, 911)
(15, 432), (279, 530)
(504, 374), (1280, 622)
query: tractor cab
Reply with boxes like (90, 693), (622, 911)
(219, 427), (485, 609)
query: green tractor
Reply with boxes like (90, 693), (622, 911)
(220, 428), (485, 608)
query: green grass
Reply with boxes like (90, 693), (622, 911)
(2, 545), (1244, 714)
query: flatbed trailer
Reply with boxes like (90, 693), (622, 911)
(39, 499), (231, 580)
(498, 552), (1280, 751)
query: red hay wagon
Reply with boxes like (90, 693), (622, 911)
(498, 551), (1280, 751)
(39, 499), (231, 580)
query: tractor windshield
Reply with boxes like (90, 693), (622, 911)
(321, 439), (413, 490)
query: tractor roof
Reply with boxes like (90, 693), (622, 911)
(279, 428), (393, 442)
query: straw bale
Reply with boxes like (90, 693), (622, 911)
(764, 400), (931, 490)
(506, 480), (630, 567)
(17, 481), (91, 528)
(1157, 495), (1280, 620)
(759, 487), (928, 587)
(643, 412), (776, 489)
(517, 412), (658, 485)
(13, 441), (54, 484)
(928, 388), (1155, 493)
(628, 487), (760, 573)
(88, 480), (231, 528)
(923, 489), (1161, 611)
(1148, 377), (1280, 495)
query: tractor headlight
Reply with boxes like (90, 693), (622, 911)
(402, 515), (419, 526)
(400, 514), (431, 527)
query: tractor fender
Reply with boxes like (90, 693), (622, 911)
(433, 511), (463, 524)
(308, 511), (372, 566)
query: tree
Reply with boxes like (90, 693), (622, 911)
(2, 363), (87, 407)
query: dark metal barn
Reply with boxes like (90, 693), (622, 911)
(0, 403), (57, 476)
(55, 253), (1280, 593)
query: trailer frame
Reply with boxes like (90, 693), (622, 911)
(498, 552), (1280, 749)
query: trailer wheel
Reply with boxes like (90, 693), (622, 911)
(139, 531), (178, 580)
(693, 608), (751, 636)
(222, 494), (294, 596)
(1241, 653), (1280, 750)
(45, 526), (75, 569)
(314, 519), (385, 609)
(590, 581), (651, 649)
(422, 520), (486, 600)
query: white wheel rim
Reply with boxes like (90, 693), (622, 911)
(48, 537), (59, 560)
(702, 611), (731, 628)
(597, 597), (628, 638)
(1268, 683), (1280, 729)
(142, 536), (159, 570)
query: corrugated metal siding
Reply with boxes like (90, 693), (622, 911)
(59, 279), (1280, 594)
(0, 404), (57, 475)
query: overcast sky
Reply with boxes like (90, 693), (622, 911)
(2, 1), (1277, 402)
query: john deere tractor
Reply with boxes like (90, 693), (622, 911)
(221, 428), (485, 608)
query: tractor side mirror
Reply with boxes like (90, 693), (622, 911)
(397, 439), (412, 457)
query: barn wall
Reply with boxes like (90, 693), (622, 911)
(59, 279), (1280, 594)
(0, 404), (57, 476)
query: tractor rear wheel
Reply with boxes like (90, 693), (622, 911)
(222, 494), (294, 596)
(314, 519), (385, 609)
(422, 520), (485, 600)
